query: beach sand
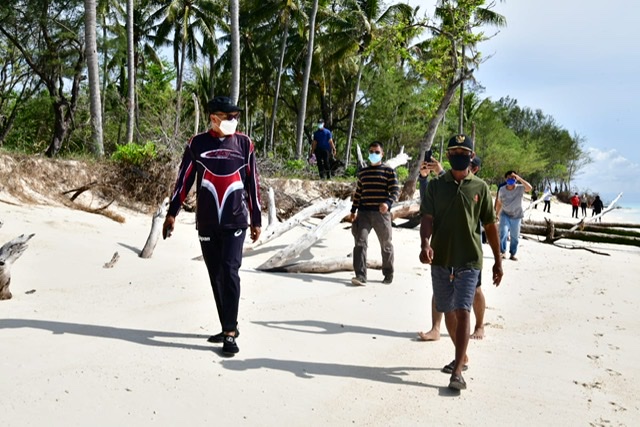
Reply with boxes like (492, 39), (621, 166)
(1, 197), (638, 426)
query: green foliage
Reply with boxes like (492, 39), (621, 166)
(0, 0), (591, 195)
(284, 158), (307, 172)
(344, 165), (358, 177)
(395, 166), (409, 182)
(111, 142), (158, 167)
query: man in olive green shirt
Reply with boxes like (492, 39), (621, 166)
(419, 134), (503, 391)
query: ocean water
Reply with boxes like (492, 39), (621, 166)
(609, 202), (640, 224)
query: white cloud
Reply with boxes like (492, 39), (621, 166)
(574, 148), (640, 203)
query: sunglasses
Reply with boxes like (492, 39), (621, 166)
(214, 113), (240, 120)
(369, 150), (381, 154)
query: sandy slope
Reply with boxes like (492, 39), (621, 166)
(1, 198), (638, 426)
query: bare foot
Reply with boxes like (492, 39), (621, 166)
(417, 329), (440, 341)
(471, 326), (485, 340)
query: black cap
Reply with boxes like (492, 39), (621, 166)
(207, 96), (241, 114)
(471, 156), (482, 167)
(447, 134), (474, 152)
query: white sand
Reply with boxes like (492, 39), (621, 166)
(1, 198), (638, 426)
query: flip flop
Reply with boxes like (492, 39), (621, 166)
(441, 360), (469, 374)
(448, 374), (467, 390)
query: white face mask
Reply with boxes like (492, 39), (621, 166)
(218, 118), (238, 135)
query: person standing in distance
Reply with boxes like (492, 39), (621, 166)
(162, 96), (262, 356)
(349, 141), (399, 286)
(310, 119), (336, 179)
(419, 134), (503, 391)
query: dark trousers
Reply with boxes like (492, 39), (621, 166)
(572, 206), (579, 218)
(315, 149), (332, 179)
(543, 200), (551, 212)
(351, 210), (394, 279)
(581, 203), (587, 216)
(199, 228), (246, 332)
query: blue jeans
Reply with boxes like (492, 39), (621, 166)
(499, 211), (521, 256)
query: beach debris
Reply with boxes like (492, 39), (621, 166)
(257, 199), (352, 271)
(140, 197), (169, 258)
(0, 233), (35, 300)
(103, 251), (120, 268)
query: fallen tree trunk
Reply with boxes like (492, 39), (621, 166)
(267, 256), (382, 273)
(248, 198), (341, 250)
(520, 223), (640, 247)
(140, 197), (169, 258)
(524, 220), (640, 238)
(390, 200), (420, 221)
(257, 199), (352, 271)
(1, 233), (35, 300)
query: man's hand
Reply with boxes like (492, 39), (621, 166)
(348, 212), (357, 222)
(162, 215), (175, 240)
(419, 161), (430, 177)
(419, 245), (433, 264)
(379, 203), (389, 214)
(250, 226), (261, 243)
(492, 261), (503, 286)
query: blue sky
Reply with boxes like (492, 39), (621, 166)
(405, 0), (640, 204)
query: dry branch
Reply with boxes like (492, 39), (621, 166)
(103, 252), (120, 268)
(0, 233), (35, 300)
(140, 197), (169, 258)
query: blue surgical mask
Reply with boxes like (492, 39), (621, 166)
(368, 152), (382, 164)
(318, 123), (324, 129)
(506, 178), (517, 186)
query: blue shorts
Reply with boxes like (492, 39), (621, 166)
(431, 266), (480, 313)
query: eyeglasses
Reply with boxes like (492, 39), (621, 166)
(214, 113), (240, 120)
(369, 150), (381, 154)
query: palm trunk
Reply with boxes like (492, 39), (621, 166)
(268, 13), (290, 153)
(295, 0), (319, 159)
(173, 40), (186, 144)
(230, 0), (240, 103)
(125, 0), (135, 145)
(344, 57), (364, 166)
(84, 0), (104, 157)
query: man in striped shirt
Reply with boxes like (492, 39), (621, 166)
(348, 141), (400, 285)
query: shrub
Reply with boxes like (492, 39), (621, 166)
(284, 158), (307, 172)
(111, 142), (157, 167)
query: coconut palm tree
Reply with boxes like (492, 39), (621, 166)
(294, 0), (319, 159)
(230, 0), (240, 103)
(323, 0), (414, 165)
(153, 0), (220, 143)
(84, 0), (104, 156)
(434, 0), (506, 133)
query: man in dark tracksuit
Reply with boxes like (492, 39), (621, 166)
(163, 96), (261, 356)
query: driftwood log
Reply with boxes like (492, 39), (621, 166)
(266, 256), (382, 273)
(257, 199), (352, 271)
(140, 197), (169, 258)
(520, 220), (640, 247)
(248, 198), (341, 249)
(0, 233), (35, 300)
